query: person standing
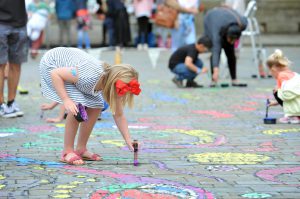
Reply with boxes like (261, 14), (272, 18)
(75, 0), (91, 49)
(133, 0), (154, 50)
(0, 0), (28, 118)
(55, 0), (75, 47)
(203, 6), (248, 87)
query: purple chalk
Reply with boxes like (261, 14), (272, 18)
(134, 160), (138, 166)
(78, 103), (88, 121)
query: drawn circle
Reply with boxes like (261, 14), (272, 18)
(188, 153), (270, 164)
(241, 192), (272, 198)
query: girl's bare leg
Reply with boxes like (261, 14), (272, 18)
(76, 108), (101, 159)
(63, 112), (84, 165)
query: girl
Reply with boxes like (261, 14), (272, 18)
(267, 49), (300, 124)
(39, 47), (141, 165)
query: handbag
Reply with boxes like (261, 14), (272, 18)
(154, 3), (178, 29)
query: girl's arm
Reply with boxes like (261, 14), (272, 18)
(113, 97), (134, 152)
(50, 67), (79, 115)
(45, 105), (66, 123)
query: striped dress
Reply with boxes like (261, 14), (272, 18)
(39, 47), (104, 108)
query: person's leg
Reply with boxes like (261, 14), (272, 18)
(0, 64), (5, 105)
(58, 20), (64, 45)
(77, 29), (83, 48)
(76, 108), (101, 159)
(62, 112), (84, 165)
(223, 42), (237, 81)
(84, 30), (91, 49)
(7, 63), (21, 102)
(137, 17), (143, 46)
(65, 20), (72, 47)
(173, 63), (197, 81)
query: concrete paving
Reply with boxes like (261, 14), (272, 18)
(1, 45), (300, 199)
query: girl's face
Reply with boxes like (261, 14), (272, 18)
(268, 65), (280, 78)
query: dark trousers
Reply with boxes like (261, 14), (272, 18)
(137, 16), (149, 44)
(211, 40), (236, 80)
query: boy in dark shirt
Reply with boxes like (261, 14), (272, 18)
(169, 36), (212, 88)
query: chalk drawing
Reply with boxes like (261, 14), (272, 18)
(112, 124), (150, 129)
(256, 166), (300, 186)
(188, 153), (271, 164)
(262, 128), (300, 135)
(294, 152), (300, 156)
(101, 140), (125, 147)
(192, 110), (234, 118)
(151, 92), (187, 104)
(241, 193), (272, 198)
(26, 125), (57, 133)
(0, 154), (214, 198)
(205, 165), (239, 172)
(0, 127), (25, 133)
(245, 141), (279, 152)
(0, 133), (14, 137)
(153, 161), (225, 182)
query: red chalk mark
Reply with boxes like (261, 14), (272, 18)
(256, 166), (300, 185)
(192, 110), (234, 118)
(26, 125), (56, 133)
(246, 141), (279, 152)
(231, 105), (256, 112)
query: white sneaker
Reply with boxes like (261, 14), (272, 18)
(1, 101), (23, 118)
(11, 101), (24, 117)
(143, 44), (148, 50)
(279, 116), (300, 124)
(137, 44), (143, 51)
(0, 104), (6, 117)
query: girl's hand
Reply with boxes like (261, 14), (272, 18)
(268, 100), (279, 107)
(126, 140), (134, 152)
(63, 98), (78, 115)
(201, 67), (208, 74)
(46, 117), (63, 123)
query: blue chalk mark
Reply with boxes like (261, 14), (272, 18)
(1, 156), (64, 167)
(151, 93), (187, 104)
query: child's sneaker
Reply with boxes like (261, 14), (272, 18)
(0, 104), (6, 117)
(278, 116), (300, 124)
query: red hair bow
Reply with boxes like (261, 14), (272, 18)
(115, 79), (141, 96)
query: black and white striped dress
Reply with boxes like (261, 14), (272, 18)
(39, 47), (104, 109)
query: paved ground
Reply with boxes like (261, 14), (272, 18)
(1, 46), (300, 199)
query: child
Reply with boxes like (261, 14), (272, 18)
(39, 47), (141, 165)
(267, 49), (300, 124)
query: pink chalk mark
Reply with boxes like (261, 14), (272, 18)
(247, 141), (279, 152)
(0, 153), (12, 158)
(196, 135), (226, 148)
(192, 110), (234, 118)
(231, 105), (256, 112)
(294, 152), (300, 156)
(26, 125), (56, 133)
(256, 166), (300, 185)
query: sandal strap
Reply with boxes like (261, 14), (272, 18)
(62, 152), (82, 163)
(76, 148), (87, 156)
(90, 153), (101, 160)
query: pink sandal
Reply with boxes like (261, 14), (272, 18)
(76, 149), (102, 161)
(60, 151), (84, 165)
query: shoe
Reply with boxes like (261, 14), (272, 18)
(143, 44), (148, 50)
(60, 151), (84, 165)
(232, 83), (248, 87)
(137, 44), (143, 51)
(279, 116), (300, 124)
(172, 77), (184, 88)
(210, 81), (218, 87)
(11, 101), (24, 117)
(186, 80), (203, 88)
(0, 104), (6, 117)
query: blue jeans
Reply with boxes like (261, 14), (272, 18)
(172, 59), (203, 81)
(77, 29), (91, 49)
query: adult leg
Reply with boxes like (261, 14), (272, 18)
(65, 20), (72, 47)
(0, 64), (5, 104)
(223, 42), (237, 81)
(7, 62), (21, 102)
(58, 20), (64, 45)
(137, 17), (143, 45)
(83, 30), (91, 49)
(76, 108), (101, 159)
(173, 63), (197, 81)
(77, 29), (83, 48)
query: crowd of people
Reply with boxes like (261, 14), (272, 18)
(1, 0), (300, 165)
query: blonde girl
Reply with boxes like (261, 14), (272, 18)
(39, 47), (141, 165)
(267, 49), (300, 124)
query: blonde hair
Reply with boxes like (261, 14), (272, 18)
(266, 49), (291, 69)
(101, 63), (139, 114)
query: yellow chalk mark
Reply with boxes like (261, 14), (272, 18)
(40, 179), (49, 184)
(71, 181), (84, 184)
(165, 129), (215, 144)
(101, 140), (125, 147)
(0, 175), (5, 180)
(188, 153), (270, 164)
(54, 190), (72, 194)
(76, 175), (86, 178)
(86, 178), (96, 182)
(53, 194), (71, 198)
(56, 185), (76, 189)
(55, 123), (65, 128)
(33, 166), (44, 170)
(263, 128), (300, 135)
(0, 184), (5, 189)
